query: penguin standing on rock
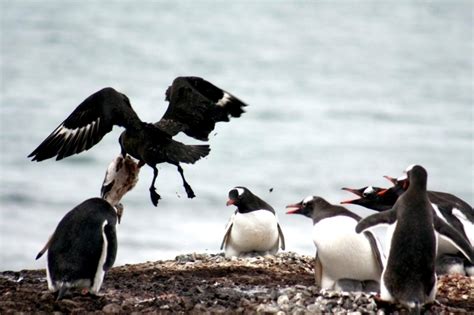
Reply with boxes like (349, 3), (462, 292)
(38, 198), (119, 300)
(286, 196), (384, 292)
(382, 173), (474, 250)
(344, 170), (474, 275)
(36, 156), (140, 300)
(220, 187), (285, 258)
(355, 165), (474, 311)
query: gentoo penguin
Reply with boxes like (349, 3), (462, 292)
(35, 156), (139, 299)
(220, 187), (285, 258)
(286, 196), (384, 292)
(37, 198), (118, 300)
(342, 176), (474, 275)
(383, 173), (474, 248)
(355, 165), (474, 310)
(382, 172), (474, 276)
(28, 77), (247, 206)
(341, 186), (394, 211)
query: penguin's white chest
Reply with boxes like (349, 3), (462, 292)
(432, 204), (474, 255)
(227, 210), (279, 254)
(313, 216), (381, 284)
(452, 208), (474, 247)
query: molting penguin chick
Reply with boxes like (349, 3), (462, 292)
(101, 155), (140, 222)
(220, 187), (285, 258)
(435, 254), (466, 276)
(36, 198), (118, 300)
(356, 165), (474, 311)
(286, 196), (384, 292)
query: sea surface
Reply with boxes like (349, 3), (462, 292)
(1, 1), (472, 271)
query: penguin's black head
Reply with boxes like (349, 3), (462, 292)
(227, 186), (275, 214)
(226, 186), (251, 207)
(286, 196), (328, 218)
(406, 164), (428, 188)
(340, 186), (385, 205)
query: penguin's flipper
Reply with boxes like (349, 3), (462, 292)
(355, 210), (397, 233)
(314, 252), (323, 287)
(363, 231), (385, 271)
(277, 223), (286, 250)
(434, 215), (474, 263)
(220, 213), (235, 250)
(103, 224), (117, 271)
(36, 234), (53, 260)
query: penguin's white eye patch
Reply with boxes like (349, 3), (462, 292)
(236, 187), (244, 197)
(363, 186), (374, 195)
(404, 164), (416, 173)
(303, 196), (313, 205)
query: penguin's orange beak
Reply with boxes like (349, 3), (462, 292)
(286, 203), (302, 214)
(226, 199), (236, 206)
(340, 198), (360, 204)
(383, 175), (398, 185)
(341, 187), (363, 197)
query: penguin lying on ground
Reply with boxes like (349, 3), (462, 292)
(28, 77), (247, 206)
(35, 156), (139, 300)
(286, 196), (384, 292)
(355, 165), (474, 311)
(221, 187), (285, 258)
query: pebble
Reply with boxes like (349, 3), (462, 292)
(237, 281), (382, 315)
(306, 304), (320, 312)
(277, 294), (289, 305)
(102, 303), (122, 313)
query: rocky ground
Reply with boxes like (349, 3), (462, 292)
(1, 252), (473, 314)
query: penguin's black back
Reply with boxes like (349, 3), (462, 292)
(311, 197), (361, 224)
(385, 166), (436, 304)
(48, 198), (118, 285)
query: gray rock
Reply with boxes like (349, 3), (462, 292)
(102, 303), (122, 313)
(306, 304), (321, 313)
(277, 294), (289, 305)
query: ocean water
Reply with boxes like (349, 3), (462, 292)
(0, 1), (472, 271)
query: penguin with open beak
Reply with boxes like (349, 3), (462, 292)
(355, 165), (474, 311)
(286, 195), (384, 292)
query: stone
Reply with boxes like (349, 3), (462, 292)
(277, 294), (289, 305)
(102, 303), (122, 313)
